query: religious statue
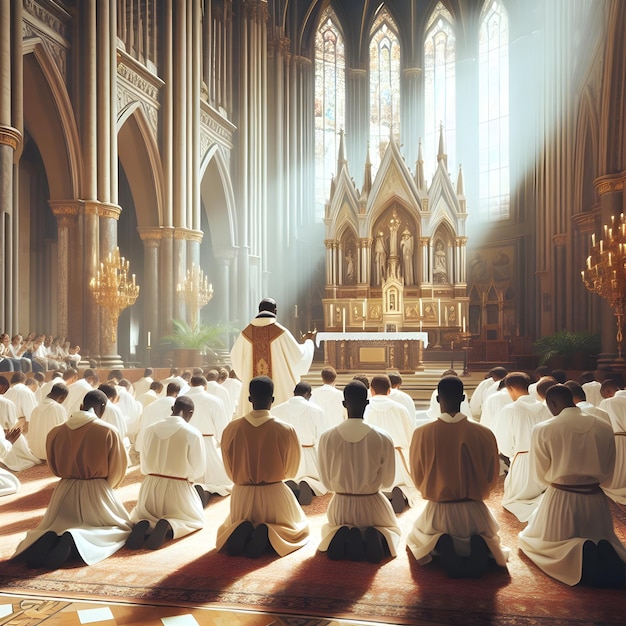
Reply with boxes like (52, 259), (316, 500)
(433, 241), (448, 284)
(374, 231), (387, 286)
(345, 249), (355, 283)
(400, 229), (414, 285)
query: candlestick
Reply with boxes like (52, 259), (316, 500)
(457, 302), (461, 325)
(419, 298), (423, 317)
(342, 308), (346, 334)
(147, 331), (151, 348)
(438, 298), (441, 326)
(462, 316), (466, 333)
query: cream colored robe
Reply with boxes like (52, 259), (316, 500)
(519, 407), (626, 585)
(13, 410), (132, 565)
(407, 412), (509, 566)
(28, 397), (68, 460)
(215, 410), (309, 556)
(230, 315), (315, 416)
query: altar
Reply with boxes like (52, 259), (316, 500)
(316, 332), (429, 373)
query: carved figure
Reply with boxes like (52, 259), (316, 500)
(374, 232), (387, 286)
(433, 241), (448, 284)
(401, 229), (414, 285)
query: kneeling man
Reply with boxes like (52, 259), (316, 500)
(519, 384), (626, 587)
(215, 376), (309, 558)
(407, 375), (509, 578)
(127, 396), (206, 550)
(13, 390), (131, 569)
(318, 380), (400, 563)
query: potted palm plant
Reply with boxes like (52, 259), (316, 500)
(161, 319), (235, 367)
(534, 330), (600, 370)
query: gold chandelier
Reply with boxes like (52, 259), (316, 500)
(90, 247), (140, 343)
(581, 213), (626, 359)
(177, 263), (214, 328)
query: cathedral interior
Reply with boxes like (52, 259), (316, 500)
(1, 1), (626, 623)
(1, 0), (624, 371)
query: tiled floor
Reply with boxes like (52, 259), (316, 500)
(0, 592), (393, 626)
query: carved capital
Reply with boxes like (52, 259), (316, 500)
(242, 0), (269, 23)
(552, 233), (567, 246)
(419, 237), (430, 247)
(81, 201), (122, 220)
(572, 211), (598, 231)
(403, 67), (422, 79)
(455, 237), (468, 246)
(0, 126), (22, 151)
(174, 227), (204, 243)
(594, 171), (626, 196)
(138, 228), (166, 246)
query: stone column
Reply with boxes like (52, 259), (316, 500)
(160, 227), (175, 335)
(138, 229), (161, 356)
(420, 237), (430, 285)
(346, 68), (367, 187)
(402, 67), (421, 159)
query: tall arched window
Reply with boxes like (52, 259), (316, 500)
(369, 8), (401, 176)
(424, 3), (456, 184)
(479, 0), (510, 221)
(314, 8), (345, 220)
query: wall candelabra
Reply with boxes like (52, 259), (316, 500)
(581, 213), (626, 360)
(177, 264), (214, 328)
(90, 247), (140, 343)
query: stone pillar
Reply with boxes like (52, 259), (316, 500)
(402, 67), (421, 160)
(160, 227), (175, 335)
(420, 237), (430, 285)
(138, 229), (161, 357)
(346, 68), (367, 187)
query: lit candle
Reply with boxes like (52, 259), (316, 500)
(444, 306), (448, 326)
(600, 240), (604, 253)
(342, 308), (346, 333)
(457, 302), (461, 325)
(132, 273), (136, 285)
(419, 298), (423, 317)
(462, 316), (466, 333)
(587, 256), (591, 269)
(609, 252), (612, 266)
(147, 331), (151, 348)
(592, 233), (596, 247)
(438, 299), (441, 326)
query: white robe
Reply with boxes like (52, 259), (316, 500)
(480, 388), (513, 434)
(230, 315), (315, 416)
(4, 383), (38, 421)
(222, 377), (242, 414)
(599, 392), (626, 503)
(138, 389), (159, 407)
(36, 377), (63, 404)
(364, 395), (418, 505)
(499, 395), (551, 522)
(13, 410), (132, 565)
(271, 396), (327, 495)
(206, 380), (234, 419)
(318, 419), (400, 555)
(0, 429), (20, 496)
(390, 388), (416, 422)
(469, 377), (498, 420)
(116, 387), (143, 439)
(0, 396), (42, 471)
(582, 380), (603, 407)
(130, 416), (206, 538)
(64, 378), (94, 417)
(519, 407), (626, 585)
(185, 386), (232, 495)
(310, 384), (346, 431)
(28, 397), (68, 460)
(133, 376), (154, 398)
(136, 396), (176, 451)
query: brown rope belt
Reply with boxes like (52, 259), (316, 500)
(148, 473), (188, 482)
(550, 482), (601, 494)
(615, 432), (626, 436)
(512, 450), (528, 466)
(202, 433), (214, 437)
(438, 498), (473, 504)
(336, 492), (378, 497)
(241, 481), (281, 486)
(301, 444), (315, 448)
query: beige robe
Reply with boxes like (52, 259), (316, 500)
(215, 410), (309, 556)
(13, 410), (132, 565)
(407, 412), (509, 566)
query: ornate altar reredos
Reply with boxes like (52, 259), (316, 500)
(323, 130), (468, 348)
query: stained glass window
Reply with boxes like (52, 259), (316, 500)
(314, 8), (345, 221)
(424, 3), (456, 184)
(369, 8), (401, 176)
(479, 0), (510, 221)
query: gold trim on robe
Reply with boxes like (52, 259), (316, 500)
(242, 322), (285, 378)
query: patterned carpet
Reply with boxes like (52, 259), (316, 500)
(1, 461), (626, 625)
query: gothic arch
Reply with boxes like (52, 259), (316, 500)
(199, 146), (237, 251)
(22, 39), (82, 200)
(573, 88), (599, 213)
(366, 195), (419, 238)
(117, 102), (163, 227)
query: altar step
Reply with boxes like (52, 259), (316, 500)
(303, 362), (490, 407)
